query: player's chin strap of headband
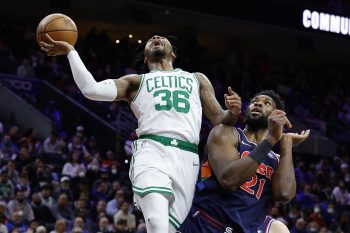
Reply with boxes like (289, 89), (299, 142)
(67, 50), (118, 101)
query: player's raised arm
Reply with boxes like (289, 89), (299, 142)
(272, 130), (310, 203)
(40, 34), (141, 102)
(194, 72), (241, 126)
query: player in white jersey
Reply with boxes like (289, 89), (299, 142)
(40, 34), (242, 233)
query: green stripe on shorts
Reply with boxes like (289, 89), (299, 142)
(132, 185), (173, 196)
(169, 214), (181, 229)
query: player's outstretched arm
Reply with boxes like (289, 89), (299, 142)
(271, 130), (310, 203)
(194, 72), (241, 126)
(40, 34), (141, 102)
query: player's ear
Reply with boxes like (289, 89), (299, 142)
(171, 51), (176, 60)
(144, 57), (148, 64)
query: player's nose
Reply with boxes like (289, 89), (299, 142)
(253, 101), (263, 107)
(152, 35), (162, 40)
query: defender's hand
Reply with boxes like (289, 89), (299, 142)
(281, 130), (310, 147)
(40, 34), (75, 56)
(266, 110), (292, 146)
(224, 87), (241, 116)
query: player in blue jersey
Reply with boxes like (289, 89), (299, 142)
(179, 90), (310, 233)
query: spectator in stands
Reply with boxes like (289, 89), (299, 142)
(6, 211), (28, 233)
(6, 160), (19, 185)
(97, 216), (114, 233)
(61, 151), (86, 179)
(36, 225), (47, 233)
(0, 201), (8, 223)
(26, 220), (39, 233)
(17, 128), (38, 154)
(113, 201), (135, 232)
(53, 176), (73, 202)
(309, 204), (326, 228)
(0, 135), (18, 163)
(52, 193), (74, 221)
(39, 184), (56, 212)
(106, 189), (124, 218)
(91, 180), (109, 204)
(306, 221), (320, 233)
(17, 58), (35, 78)
(67, 136), (89, 158)
(18, 176), (30, 199)
(0, 170), (14, 201)
(69, 217), (88, 233)
(290, 218), (307, 233)
(296, 184), (317, 210)
(14, 146), (32, 172)
(71, 226), (83, 233)
(28, 159), (51, 191)
(86, 136), (99, 155)
(114, 219), (129, 233)
(75, 126), (87, 144)
(332, 179), (350, 205)
(91, 200), (107, 220)
(42, 132), (64, 155)
(31, 192), (55, 227)
(8, 126), (19, 142)
(50, 219), (67, 233)
(0, 222), (7, 233)
(8, 186), (34, 223)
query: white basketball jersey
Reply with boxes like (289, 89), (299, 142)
(130, 69), (202, 144)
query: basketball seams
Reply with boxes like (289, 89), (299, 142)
(44, 16), (65, 33)
(39, 29), (78, 33)
(37, 14), (78, 46)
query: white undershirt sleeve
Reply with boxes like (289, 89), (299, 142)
(67, 50), (118, 101)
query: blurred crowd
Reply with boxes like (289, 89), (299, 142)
(0, 17), (350, 233)
(0, 122), (145, 233)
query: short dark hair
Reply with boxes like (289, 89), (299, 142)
(253, 90), (285, 111)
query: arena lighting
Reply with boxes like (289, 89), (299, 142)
(115, 39), (120, 44)
(129, 34), (133, 38)
(138, 40), (142, 44)
(303, 9), (350, 35)
(125, 159), (129, 164)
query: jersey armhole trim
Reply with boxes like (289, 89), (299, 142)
(132, 74), (145, 102)
(191, 72), (200, 96)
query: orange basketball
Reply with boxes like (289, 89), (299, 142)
(36, 13), (78, 46)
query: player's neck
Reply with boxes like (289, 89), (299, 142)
(244, 127), (268, 144)
(147, 59), (174, 71)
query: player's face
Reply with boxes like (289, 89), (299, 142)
(144, 35), (173, 61)
(245, 95), (276, 130)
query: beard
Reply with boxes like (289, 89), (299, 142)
(150, 48), (166, 60)
(245, 110), (268, 131)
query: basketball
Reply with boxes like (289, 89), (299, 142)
(36, 13), (78, 46)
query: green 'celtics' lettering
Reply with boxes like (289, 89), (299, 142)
(145, 76), (194, 95)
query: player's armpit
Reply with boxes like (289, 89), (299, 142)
(114, 74), (142, 102)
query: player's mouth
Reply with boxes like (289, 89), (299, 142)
(251, 107), (262, 116)
(152, 40), (163, 47)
